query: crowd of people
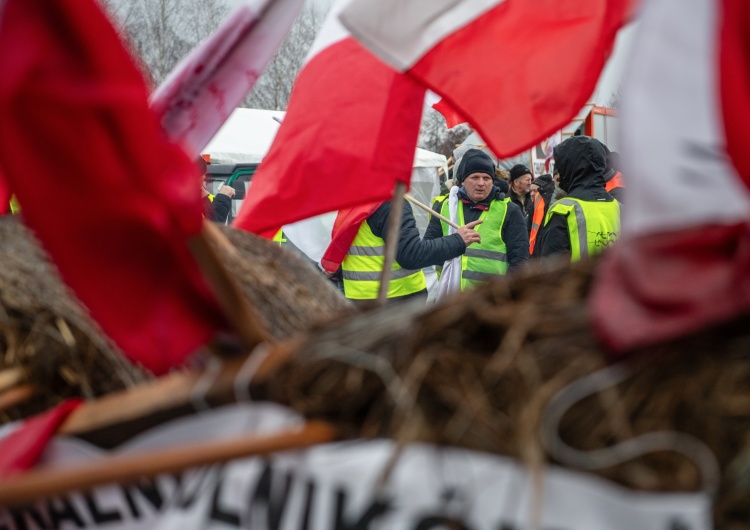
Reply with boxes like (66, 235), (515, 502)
(335, 135), (624, 305)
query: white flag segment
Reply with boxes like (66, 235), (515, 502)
(591, 0), (750, 355)
(620, 0), (750, 236)
(150, 0), (304, 155)
(339, 0), (503, 71)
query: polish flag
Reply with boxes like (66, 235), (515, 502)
(0, 0), (229, 374)
(150, 0), (304, 156)
(591, 0), (750, 352)
(340, 0), (634, 158)
(232, 0), (426, 237)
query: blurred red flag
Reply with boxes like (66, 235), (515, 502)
(0, 0), (228, 374)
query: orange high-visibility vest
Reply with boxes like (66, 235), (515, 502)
(529, 193), (546, 255)
(605, 171), (624, 192)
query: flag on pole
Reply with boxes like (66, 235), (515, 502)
(340, 0), (634, 158)
(232, 0), (426, 237)
(0, 0), (229, 374)
(150, 0), (304, 156)
(590, 0), (750, 353)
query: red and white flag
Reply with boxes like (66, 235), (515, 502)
(432, 98), (467, 129)
(150, 0), (304, 156)
(0, 0), (229, 374)
(591, 0), (750, 352)
(232, 0), (426, 237)
(340, 0), (634, 158)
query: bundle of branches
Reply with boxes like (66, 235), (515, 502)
(0, 217), (350, 423)
(249, 256), (750, 527)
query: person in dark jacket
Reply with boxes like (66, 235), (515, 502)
(603, 150), (625, 203)
(508, 164), (534, 234)
(341, 197), (480, 304)
(536, 136), (621, 260)
(528, 173), (555, 256)
(425, 149), (529, 290)
(202, 183), (235, 223)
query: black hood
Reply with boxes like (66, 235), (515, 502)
(553, 136), (608, 194)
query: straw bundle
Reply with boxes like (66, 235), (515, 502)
(0, 217), (350, 422)
(249, 256), (750, 528)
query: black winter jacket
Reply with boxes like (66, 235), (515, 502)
(424, 187), (529, 272)
(366, 200), (466, 271)
(536, 136), (617, 258)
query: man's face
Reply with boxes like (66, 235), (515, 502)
(530, 184), (540, 201)
(512, 174), (532, 195)
(463, 172), (493, 202)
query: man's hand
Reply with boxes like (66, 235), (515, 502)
(217, 184), (236, 198)
(457, 219), (482, 246)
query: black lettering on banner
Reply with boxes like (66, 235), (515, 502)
(210, 475), (241, 527)
(47, 497), (85, 529)
(7, 505), (49, 530)
(298, 480), (316, 530)
(248, 462), (293, 530)
(122, 478), (165, 518)
(413, 515), (473, 530)
(334, 489), (390, 530)
(82, 492), (122, 525)
(172, 467), (218, 509)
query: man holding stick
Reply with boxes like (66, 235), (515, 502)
(341, 198), (481, 305)
(424, 149), (529, 292)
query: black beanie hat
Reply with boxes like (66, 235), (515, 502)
(509, 164), (532, 182)
(455, 149), (496, 183)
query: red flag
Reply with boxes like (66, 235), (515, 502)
(320, 201), (382, 273)
(341, 0), (634, 158)
(0, 400), (82, 477)
(590, 0), (750, 353)
(232, 1), (425, 237)
(432, 98), (467, 129)
(0, 0), (228, 374)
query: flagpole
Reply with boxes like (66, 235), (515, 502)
(404, 193), (460, 230)
(376, 182), (407, 306)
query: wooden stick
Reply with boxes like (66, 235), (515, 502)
(0, 385), (35, 413)
(377, 182), (407, 306)
(0, 367), (23, 394)
(404, 194), (460, 230)
(0, 421), (336, 507)
(188, 221), (270, 349)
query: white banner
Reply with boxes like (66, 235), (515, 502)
(0, 403), (711, 530)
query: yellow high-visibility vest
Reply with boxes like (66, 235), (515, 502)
(440, 198), (509, 291)
(542, 198), (620, 261)
(341, 220), (426, 300)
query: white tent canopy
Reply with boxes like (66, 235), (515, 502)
(203, 108), (448, 172)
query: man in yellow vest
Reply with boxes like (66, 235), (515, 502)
(342, 198), (481, 304)
(424, 149), (529, 292)
(536, 136), (621, 260)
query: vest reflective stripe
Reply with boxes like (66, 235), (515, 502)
(341, 220), (426, 300)
(431, 194), (449, 278)
(543, 198), (621, 261)
(342, 268), (421, 282)
(440, 198), (509, 291)
(347, 245), (385, 256)
(529, 194), (546, 254)
(273, 229), (287, 246)
(605, 171), (624, 191)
